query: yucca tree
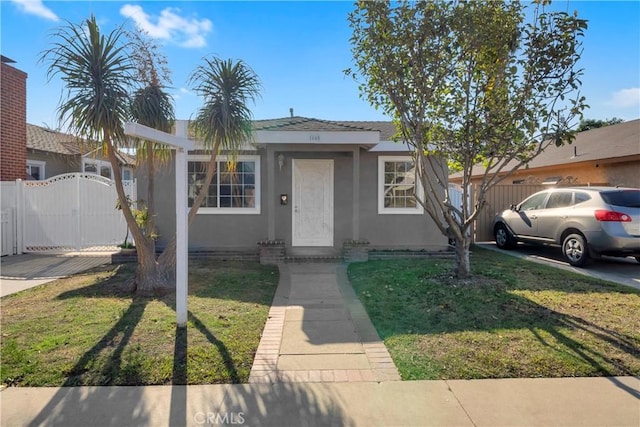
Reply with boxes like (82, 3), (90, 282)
(130, 85), (174, 244)
(128, 28), (176, 256)
(157, 57), (261, 272)
(41, 15), (170, 292)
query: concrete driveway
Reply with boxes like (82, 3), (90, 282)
(477, 242), (640, 290)
(0, 253), (112, 297)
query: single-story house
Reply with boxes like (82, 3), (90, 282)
(449, 118), (640, 187)
(140, 116), (447, 260)
(26, 123), (135, 181)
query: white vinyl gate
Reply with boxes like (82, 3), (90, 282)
(1, 209), (14, 256)
(2, 173), (136, 254)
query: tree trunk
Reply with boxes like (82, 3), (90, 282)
(157, 141), (221, 280)
(105, 136), (169, 294)
(454, 235), (472, 279)
(157, 238), (177, 278)
(133, 242), (171, 294)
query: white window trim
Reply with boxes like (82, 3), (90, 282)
(82, 158), (113, 179)
(378, 156), (423, 215)
(188, 154), (261, 215)
(26, 160), (46, 180)
(121, 167), (133, 181)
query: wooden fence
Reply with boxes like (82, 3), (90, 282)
(472, 184), (546, 242)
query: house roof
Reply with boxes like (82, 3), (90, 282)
(27, 123), (136, 166)
(451, 119), (640, 179)
(27, 124), (86, 155)
(253, 117), (399, 141)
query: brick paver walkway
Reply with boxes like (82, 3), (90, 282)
(249, 263), (401, 383)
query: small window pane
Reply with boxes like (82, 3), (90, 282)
(100, 166), (112, 178)
(188, 159), (256, 209)
(575, 192), (591, 204)
(546, 192), (572, 209)
(520, 193), (547, 211)
(383, 159), (416, 209)
(26, 165), (41, 180)
(84, 163), (97, 173)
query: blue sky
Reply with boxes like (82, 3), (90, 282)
(1, 0), (639, 129)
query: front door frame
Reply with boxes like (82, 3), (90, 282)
(292, 159), (334, 247)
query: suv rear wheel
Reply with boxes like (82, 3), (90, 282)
(562, 233), (590, 267)
(495, 224), (516, 249)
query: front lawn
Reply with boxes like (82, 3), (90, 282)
(348, 247), (640, 380)
(1, 260), (279, 386)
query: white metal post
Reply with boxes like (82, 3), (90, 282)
(124, 121), (193, 328)
(175, 147), (188, 327)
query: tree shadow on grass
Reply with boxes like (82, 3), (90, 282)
(354, 264), (640, 385)
(23, 265), (351, 426)
(27, 295), (152, 427)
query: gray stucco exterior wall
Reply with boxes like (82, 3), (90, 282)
(27, 150), (80, 179)
(359, 150), (446, 250)
(138, 145), (447, 252)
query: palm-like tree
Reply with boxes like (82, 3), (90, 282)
(130, 77), (175, 248)
(157, 57), (261, 271)
(41, 16), (169, 292)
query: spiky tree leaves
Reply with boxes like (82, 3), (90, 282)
(42, 15), (132, 145)
(157, 57), (261, 273)
(348, 0), (587, 278)
(41, 16), (175, 293)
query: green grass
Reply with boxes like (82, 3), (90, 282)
(1, 260), (279, 386)
(348, 247), (640, 380)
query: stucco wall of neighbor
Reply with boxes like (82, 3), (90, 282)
(603, 161), (640, 188)
(27, 150), (80, 179)
(455, 158), (640, 188)
(359, 151), (447, 250)
(1, 62), (27, 181)
(272, 150), (353, 249)
(501, 162), (610, 186)
(137, 151), (268, 251)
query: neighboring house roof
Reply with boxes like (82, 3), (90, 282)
(451, 119), (640, 180)
(253, 116), (399, 141)
(27, 124), (86, 155)
(27, 123), (135, 166)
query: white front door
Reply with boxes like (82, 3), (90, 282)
(292, 159), (334, 246)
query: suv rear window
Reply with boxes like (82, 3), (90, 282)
(600, 190), (640, 207)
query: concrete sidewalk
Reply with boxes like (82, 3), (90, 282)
(2, 376), (638, 426)
(249, 263), (400, 383)
(0, 253), (112, 297)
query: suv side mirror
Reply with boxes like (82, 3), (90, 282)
(510, 204), (518, 211)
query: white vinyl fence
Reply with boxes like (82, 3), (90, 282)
(1, 173), (136, 255)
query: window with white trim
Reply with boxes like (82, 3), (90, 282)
(26, 160), (45, 180)
(82, 158), (133, 181)
(378, 156), (423, 214)
(83, 159), (112, 179)
(188, 155), (260, 214)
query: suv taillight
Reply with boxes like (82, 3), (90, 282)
(594, 210), (632, 222)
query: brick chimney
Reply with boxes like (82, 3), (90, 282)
(1, 56), (27, 181)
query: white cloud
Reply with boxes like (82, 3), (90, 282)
(606, 88), (640, 108)
(120, 4), (212, 48)
(10, 0), (59, 21)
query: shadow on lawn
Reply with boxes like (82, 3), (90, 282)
(25, 263), (351, 426)
(350, 258), (640, 381)
(388, 283), (637, 376)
